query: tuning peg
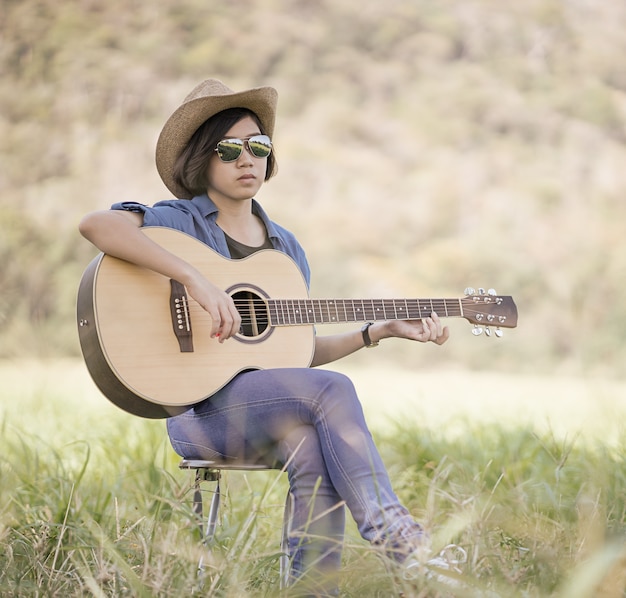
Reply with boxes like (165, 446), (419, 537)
(495, 328), (503, 338)
(488, 288), (497, 296)
(478, 288), (485, 295)
(472, 325), (483, 336)
(485, 326), (492, 337)
(464, 287), (475, 296)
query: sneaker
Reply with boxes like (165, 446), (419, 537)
(403, 543), (467, 585)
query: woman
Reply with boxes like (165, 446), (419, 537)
(79, 79), (457, 593)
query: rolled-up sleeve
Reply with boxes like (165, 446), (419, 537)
(111, 201), (188, 228)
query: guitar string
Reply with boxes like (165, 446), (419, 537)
(180, 297), (497, 310)
(175, 298), (503, 325)
(177, 298), (499, 311)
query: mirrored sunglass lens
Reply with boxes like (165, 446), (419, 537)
(248, 135), (272, 158)
(216, 139), (244, 161)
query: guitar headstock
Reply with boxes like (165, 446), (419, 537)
(461, 288), (517, 337)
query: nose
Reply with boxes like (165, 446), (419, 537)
(236, 141), (255, 164)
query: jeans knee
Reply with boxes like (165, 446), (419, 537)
(313, 370), (363, 418)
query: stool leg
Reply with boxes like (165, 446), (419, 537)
(206, 475), (221, 542)
(192, 469), (221, 575)
(279, 490), (294, 589)
(192, 470), (205, 536)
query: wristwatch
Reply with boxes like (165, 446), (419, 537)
(361, 322), (379, 348)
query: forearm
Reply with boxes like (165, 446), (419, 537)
(311, 322), (386, 367)
(311, 314), (450, 367)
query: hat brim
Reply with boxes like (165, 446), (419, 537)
(156, 85), (277, 198)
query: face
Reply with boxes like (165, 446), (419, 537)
(206, 116), (268, 205)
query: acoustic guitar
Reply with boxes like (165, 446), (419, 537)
(77, 227), (518, 418)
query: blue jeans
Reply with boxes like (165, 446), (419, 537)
(167, 368), (424, 582)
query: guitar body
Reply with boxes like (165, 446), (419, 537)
(77, 227), (314, 418)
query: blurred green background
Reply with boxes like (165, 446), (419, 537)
(1, 0), (625, 379)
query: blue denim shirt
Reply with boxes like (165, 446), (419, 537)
(111, 194), (311, 288)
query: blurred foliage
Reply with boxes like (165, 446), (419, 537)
(1, 0), (625, 378)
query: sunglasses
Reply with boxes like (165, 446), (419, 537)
(215, 135), (273, 162)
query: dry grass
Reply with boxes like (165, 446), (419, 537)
(1, 359), (626, 596)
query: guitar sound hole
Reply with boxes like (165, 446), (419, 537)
(232, 290), (269, 338)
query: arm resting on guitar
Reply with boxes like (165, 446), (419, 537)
(78, 210), (241, 341)
(311, 327), (381, 367)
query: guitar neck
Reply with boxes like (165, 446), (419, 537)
(268, 298), (462, 326)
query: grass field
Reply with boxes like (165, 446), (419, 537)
(1, 359), (625, 596)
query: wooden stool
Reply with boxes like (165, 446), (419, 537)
(179, 459), (293, 588)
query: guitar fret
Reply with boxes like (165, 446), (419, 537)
(299, 299), (307, 323)
(365, 299), (373, 320)
(303, 299), (312, 324)
(405, 299), (416, 319)
(279, 299), (287, 325)
(280, 299), (288, 325)
(293, 299), (300, 324)
(293, 299), (302, 324)
(281, 299), (291, 325)
(327, 300), (338, 322)
(361, 299), (370, 321)
(314, 299), (323, 323)
(372, 299), (384, 320)
(289, 299), (298, 324)
(402, 299), (411, 319)
(269, 300), (278, 325)
(368, 299), (375, 320)
(366, 299), (374, 320)
(385, 299), (393, 320)
(372, 299), (385, 320)
(351, 300), (360, 321)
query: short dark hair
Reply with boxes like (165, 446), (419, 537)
(172, 107), (277, 198)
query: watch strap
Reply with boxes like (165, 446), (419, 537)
(361, 322), (379, 348)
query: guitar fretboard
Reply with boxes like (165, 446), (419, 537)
(267, 298), (463, 326)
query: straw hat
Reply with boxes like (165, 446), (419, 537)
(155, 79), (278, 198)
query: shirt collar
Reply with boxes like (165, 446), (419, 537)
(192, 193), (281, 240)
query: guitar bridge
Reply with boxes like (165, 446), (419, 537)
(170, 279), (194, 352)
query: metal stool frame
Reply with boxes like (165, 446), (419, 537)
(179, 459), (293, 588)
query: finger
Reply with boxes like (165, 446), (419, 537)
(217, 300), (243, 341)
(208, 310), (222, 339)
(423, 317), (438, 341)
(208, 304), (231, 340)
(215, 311), (235, 341)
(414, 318), (429, 342)
(434, 326), (450, 345)
(430, 311), (444, 338)
(224, 305), (242, 340)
